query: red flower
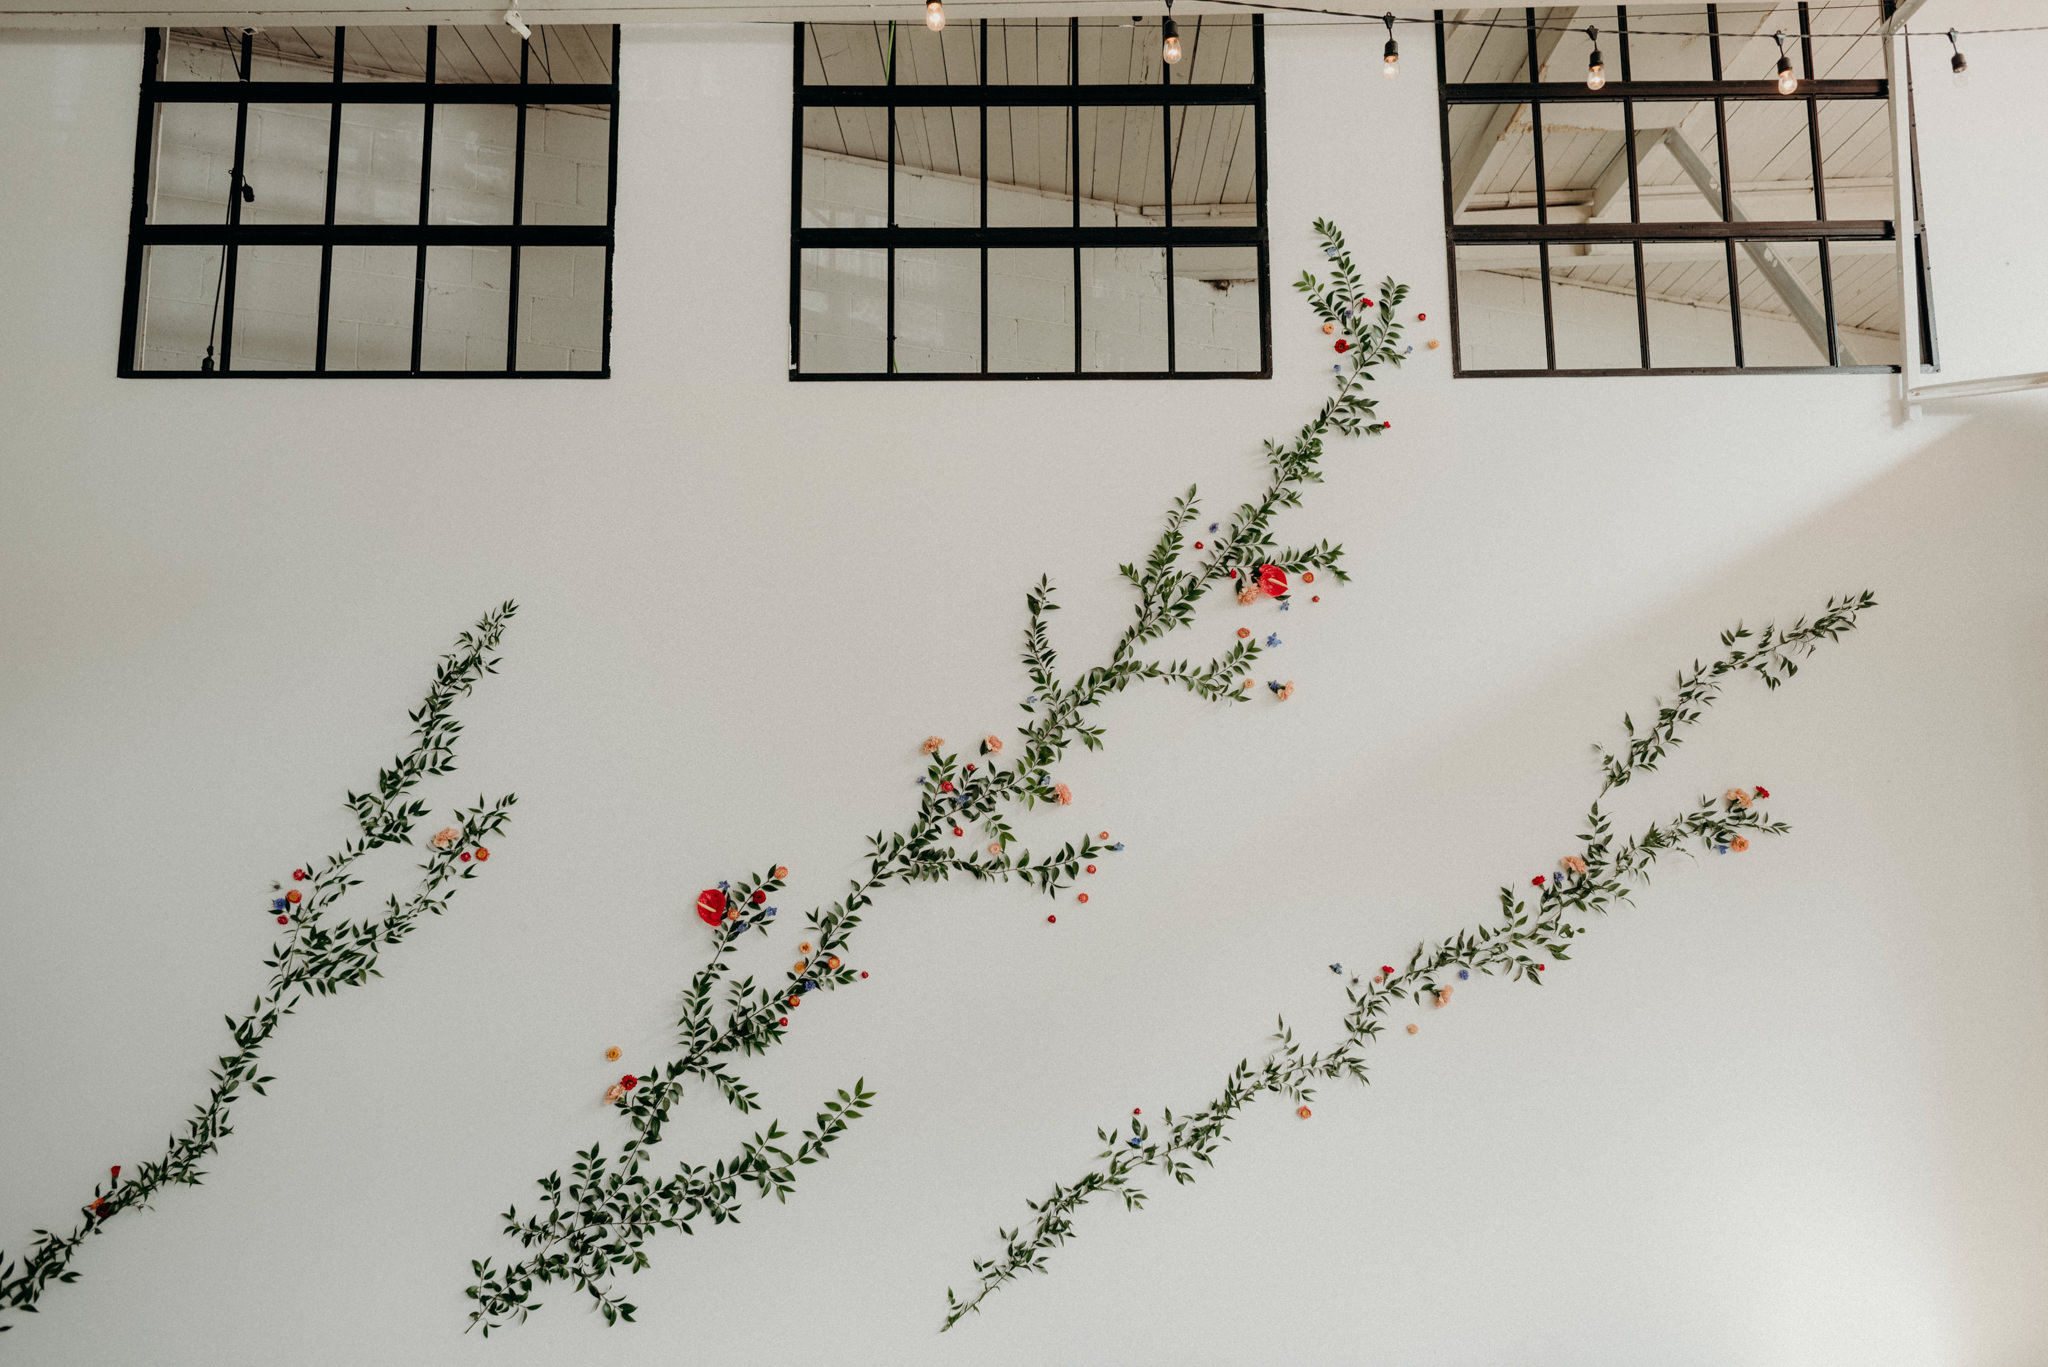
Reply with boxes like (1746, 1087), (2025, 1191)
(1755, 785), (1771, 798)
(284, 890), (301, 904)
(1536, 963), (1546, 971)
(695, 888), (728, 926)
(939, 780), (955, 793)
(277, 915), (289, 925)
(621, 1075), (638, 1090)
(1047, 914), (1057, 924)
(1417, 311), (1427, 321)
(1334, 339), (1350, 353)
(1532, 875), (1545, 886)
(460, 852), (471, 862)
(475, 847), (490, 861)
(110, 1166), (121, 1181)
(751, 889), (767, 905)
(291, 870), (305, 881)
(1257, 564), (1288, 598)
(1362, 298), (1374, 308)
(952, 826), (964, 837)
(859, 970), (869, 979)
(1380, 965), (1394, 975)
(779, 1016), (789, 1026)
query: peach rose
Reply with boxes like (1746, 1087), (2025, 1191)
(1052, 783), (1073, 806)
(1730, 834), (1750, 853)
(1237, 584), (1259, 605)
(921, 736), (945, 755)
(1724, 787), (1752, 809)
(430, 827), (459, 850)
(982, 734), (1003, 754)
(1276, 681), (1294, 702)
(604, 1083), (627, 1103)
(1559, 855), (1587, 876)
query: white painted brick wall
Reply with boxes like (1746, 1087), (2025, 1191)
(138, 43), (610, 373)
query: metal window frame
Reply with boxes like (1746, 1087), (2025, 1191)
(790, 16), (1271, 382)
(1436, 3), (1908, 379)
(118, 24), (621, 379)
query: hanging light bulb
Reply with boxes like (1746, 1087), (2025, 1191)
(1162, 3), (1181, 66)
(1773, 31), (1799, 95)
(1381, 12), (1399, 78)
(925, 0), (944, 30)
(1948, 28), (1970, 86)
(1585, 25), (1605, 90)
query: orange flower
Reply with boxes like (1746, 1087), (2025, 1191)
(774, 865), (789, 879)
(604, 1046), (621, 1062)
(1053, 783), (1073, 805)
(1730, 835), (1750, 852)
(827, 956), (841, 969)
(921, 736), (944, 755)
(1296, 1106), (1312, 1119)
(1275, 681), (1294, 701)
(1559, 855), (1587, 875)
(1724, 787), (1753, 809)
(1406, 1023), (1420, 1035)
(982, 735), (1004, 754)
(988, 842), (1003, 857)
(1435, 987), (1453, 1007)
(1237, 627), (1251, 639)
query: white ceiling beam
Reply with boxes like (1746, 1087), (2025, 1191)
(0, 1), (1246, 28)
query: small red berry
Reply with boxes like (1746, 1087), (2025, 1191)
(1230, 569), (1239, 579)
(460, 852), (471, 862)
(1194, 541), (1204, 549)
(621, 1075), (638, 1090)
(1077, 893), (1089, 904)
(859, 970), (868, 979)
(277, 915), (289, 924)
(291, 869), (305, 881)
(1382, 420), (1392, 428)
(1047, 914), (1057, 923)
(952, 827), (964, 837)
(1099, 832), (1110, 841)
(964, 763), (976, 773)
(1085, 864), (1097, 874)
(1133, 1108), (1141, 1116)
(1417, 312), (1427, 321)
(1311, 595), (1321, 603)
(779, 1016), (789, 1025)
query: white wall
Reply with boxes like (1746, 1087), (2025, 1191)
(1, 9), (2044, 1367)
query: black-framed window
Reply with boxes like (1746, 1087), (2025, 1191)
(121, 24), (619, 378)
(1435, 3), (1919, 377)
(792, 16), (1269, 380)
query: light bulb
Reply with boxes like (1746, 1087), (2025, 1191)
(1776, 57), (1799, 95)
(1382, 13), (1398, 78)
(925, 0), (944, 31)
(1162, 16), (1181, 64)
(1585, 29), (1604, 90)
(1949, 30), (1969, 86)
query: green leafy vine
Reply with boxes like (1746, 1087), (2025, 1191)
(941, 592), (1877, 1330)
(463, 220), (1411, 1333)
(0, 603), (520, 1333)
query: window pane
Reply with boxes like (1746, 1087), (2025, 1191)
(1826, 243), (1902, 367)
(515, 244), (605, 371)
(804, 23), (892, 85)
(243, 104), (332, 225)
(1078, 18), (1160, 85)
(801, 107), (888, 228)
(517, 25), (613, 85)
(1805, 10), (1889, 80)
(894, 107), (980, 227)
(1536, 6), (1621, 84)
(1168, 14), (1255, 84)
(1173, 245), (1259, 372)
(1642, 242), (1736, 367)
(1621, 6), (1715, 81)
(1454, 243), (1547, 371)
(1077, 106), (1164, 223)
(987, 107), (1070, 227)
(325, 244), (416, 371)
(799, 245), (887, 373)
(1816, 100), (1894, 222)
(1714, 4), (1802, 81)
(1446, 102), (1536, 228)
(1540, 98), (1624, 222)
(896, 23), (980, 84)
(1081, 246), (1166, 372)
(1732, 239), (1831, 366)
(1632, 101), (1723, 223)
(161, 28), (244, 80)
(987, 20), (1070, 85)
(229, 243), (323, 370)
(150, 104), (239, 224)
(1724, 97), (1818, 223)
(523, 106), (610, 226)
(423, 244), (510, 371)
(249, 27), (339, 81)
(988, 248), (1073, 373)
(895, 247), (979, 372)
(342, 27), (431, 81)
(335, 104), (424, 225)
(1549, 249), (1644, 369)
(135, 244), (222, 370)
(430, 104), (518, 225)
(1169, 104), (1256, 227)
(433, 26), (526, 83)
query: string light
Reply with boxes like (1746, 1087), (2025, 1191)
(925, 0), (944, 30)
(1381, 11), (1398, 77)
(1162, 0), (1181, 65)
(1772, 30), (1799, 94)
(1584, 25), (1604, 90)
(1947, 27), (1969, 85)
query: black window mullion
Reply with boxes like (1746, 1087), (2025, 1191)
(117, 27), (163, 375)
(507, 36), (529, 373)
(314, 26), (344, 373)
(411, 26), (438, 375)
(1435, 10), (1464, 377)
(1524, 9), (1556, 371)
(1817, 237), (1841, 366)
(1162, 47), (1174, 374)
(1071, 16), (1081, 374)
(791, 24), (804, 376)
(601, 22), (620, 378)
(1617, 6), (1649, 368)
(218, 29), (253, 374)
(1253, 15), (1270, 375)
(886, 21), (896, 376)
(1706, 5), (1744, 368)
(979, 19), (989, 375)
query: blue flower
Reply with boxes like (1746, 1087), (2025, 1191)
(271, 898), (287, 911)
(1267, 680), (1284, 694)
(1266, 633), (1281, 648)
(1111, 842), (1125, 851)
(1329, 963), (1343, 974)
(1457, 969), (1470, 980)
(1024, 694), (1038, 705)
(1403, 344), (1414, 355)
(718, 881), (730, 892)
(1278, 600), (1291, 612)
(1208, 522), (1219, 533)
(1127, 1137), (1142, 1148)
(802, 978), (819, 991)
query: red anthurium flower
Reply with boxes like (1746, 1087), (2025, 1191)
(695, 888), (728, 926)
(1257, 564), (1288, 598)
